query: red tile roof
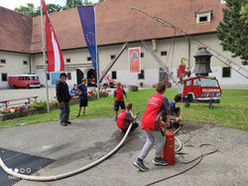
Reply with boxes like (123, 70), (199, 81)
(0, 7), (32, 53)
(0, 0), (226, 54)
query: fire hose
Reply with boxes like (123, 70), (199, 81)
(0, 123), (134, 182)
(146, 143), (218, 186)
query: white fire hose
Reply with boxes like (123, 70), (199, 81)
(0, 122), (183, 182)
(0, 123), (134, 181)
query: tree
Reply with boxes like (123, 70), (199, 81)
(217, 0), (248, 65)
(65, 0), (93, 9)
(240, 3), (248, 21)
(15, 3), (63, 17)
(15, 3), (40, 17)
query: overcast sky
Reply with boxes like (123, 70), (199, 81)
(0, 0), (99, 10)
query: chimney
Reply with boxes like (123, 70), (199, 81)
(193, 48), (212, 76)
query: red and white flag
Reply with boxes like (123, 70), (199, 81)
(41, 0), (64, 72)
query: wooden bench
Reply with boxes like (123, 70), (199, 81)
(0, 96), (38, 109)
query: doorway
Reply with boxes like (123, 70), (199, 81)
(87, 69), (96, 86)
(76, 69), (84, 85)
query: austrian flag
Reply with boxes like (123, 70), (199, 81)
(41, 0), (64, 72)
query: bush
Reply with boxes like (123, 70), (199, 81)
(30, 101), (47, 112)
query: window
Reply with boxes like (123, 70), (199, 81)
(161, 51), (167, 56)
(200, 79), (219, 87)
(196, 12), (211, 23)
(111, 55), (116, 60)
(222, 67), (231, 78)
(47, 73), (50, 80)
(220, 0), (226, 4)
(19, 77), (24, 81)
(87, 57), (92, 61)
(1, 73), (7, 81)
(140, 53), (144, 58)
(25, 76), (30, 80)
(23, 61), (28, 65)
(138, 70), (145, 79)
(193, 79), (201, 86)
(67, 72), (72, 80)
(1, 59), (6, 64)
(66, 58), (71, 63)
(112, 71), (117, 79)
(186, 80), (191, 86)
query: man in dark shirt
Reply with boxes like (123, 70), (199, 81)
(76, 79), (88, 117)
(56, 73), (71, 126)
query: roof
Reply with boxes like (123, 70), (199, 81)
(0, 0), (226, 54)
(0, 7), (32, 53)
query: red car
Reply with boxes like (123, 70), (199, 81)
(8, 74), (41, 88)
(178, 76), (222, 105)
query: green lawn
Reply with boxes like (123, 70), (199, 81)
(1, 89), (248, 131)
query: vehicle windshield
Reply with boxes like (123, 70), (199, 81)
(200, 78), (219, 87)
(30, 76), (39, 81)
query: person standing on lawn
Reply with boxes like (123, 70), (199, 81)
(56, 73), (71, 126)
(76, 79), (88, 117)
(113, 82), (129, 121)
(133, 82), (171, 172)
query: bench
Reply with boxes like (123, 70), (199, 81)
(0, 96), (38, 109)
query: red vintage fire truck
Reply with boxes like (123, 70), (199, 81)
(8, 74), (41, 88)
(178, 76), (222, 108)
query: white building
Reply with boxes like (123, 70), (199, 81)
(0, 0), (247, 89)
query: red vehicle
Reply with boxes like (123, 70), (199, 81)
(178, 76), (222, 106)
(8, 74), (41, 88)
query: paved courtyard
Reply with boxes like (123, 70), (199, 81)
(0, 118), (247, 186)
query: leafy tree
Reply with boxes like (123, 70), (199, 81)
(217, 0), (248, 65)
(46, 4), (63, 13)
(15, 0), (101, 17)
(240, 3), (248, 21)
(65, 0), (93, 9)
(15, 3), (40, 17)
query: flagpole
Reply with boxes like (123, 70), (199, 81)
(40, 0), (50, 113)
(94, 6), (100, 100)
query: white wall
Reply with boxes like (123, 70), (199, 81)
(2, 33), (247, 89)
(0, 51), (31, 89)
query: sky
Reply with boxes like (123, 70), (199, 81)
(0, 0), (99, 10)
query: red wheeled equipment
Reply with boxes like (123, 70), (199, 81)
(162, 130), (175, 165)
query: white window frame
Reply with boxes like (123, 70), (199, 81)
(220, 0), (226, 4)
(196, 12), (211, 24)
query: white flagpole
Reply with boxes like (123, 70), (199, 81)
(40, 0), (50, 112)
(94, 6), (100, 100)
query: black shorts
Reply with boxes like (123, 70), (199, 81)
(114, 101), (125, 111)
(79, 99), (88, 107)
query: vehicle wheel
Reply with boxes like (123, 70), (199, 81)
(27, 85), (30, 89)
(13, 85), (16, 89)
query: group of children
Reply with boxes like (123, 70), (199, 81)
(113, 81), (182, 172)
(70, 79), (182, 172)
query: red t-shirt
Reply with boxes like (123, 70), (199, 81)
(114, 88), (126, 101)
(141, 93), (170, 131)
(116, 109), (133, 129)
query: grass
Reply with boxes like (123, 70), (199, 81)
(0, 89), (248, 131)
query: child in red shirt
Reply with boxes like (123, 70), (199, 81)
(113, 82), (129, 121)
(133, 82), (171, 172)
(116, 102), (138, 133)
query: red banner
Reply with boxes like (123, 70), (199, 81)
(128, 47), (141, 73)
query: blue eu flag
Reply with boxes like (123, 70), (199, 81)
(78, 6), (98, 71)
